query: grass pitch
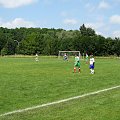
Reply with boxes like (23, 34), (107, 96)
(0, 56), (120, 120)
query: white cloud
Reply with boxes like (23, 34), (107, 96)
(0, 0), (37, 8)
(112, 30), (120, 37)
(0, 18), (35, 28)
(98, 1), (110, 9)
(85, 22), (104, 30)
(63, 19), (78, 25)
(110, 15), (120, 24)
(85, 22), (111, 37)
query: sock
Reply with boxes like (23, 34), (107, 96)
(91, 69), (94, 74)
(74, 68), (76, 73)
(90, 69), (92, 73)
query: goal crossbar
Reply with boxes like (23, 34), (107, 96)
(58, 51), (80, 58)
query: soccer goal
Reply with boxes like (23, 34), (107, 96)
(58, 51), (81, 59)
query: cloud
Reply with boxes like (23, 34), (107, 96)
(85, 22), (105, 30)
(0, 0), (37, 8)
(85, 22), (111, 37)
(0, 18), (36, 28)
(63, 19), (78, 25)
(110, 15), (120, 24)
(112, 30), (120, 37)
(98, 1), (110, 9)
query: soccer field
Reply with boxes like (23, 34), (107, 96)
(0, 56), (120, 120)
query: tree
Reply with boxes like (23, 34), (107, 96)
(79, 24), (95, 36)
(114, 38), (120, 56)
(0, 26), (120, 56)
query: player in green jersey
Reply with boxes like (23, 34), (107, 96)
(74, 55), (80, 73)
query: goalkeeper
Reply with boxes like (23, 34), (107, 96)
(74, 55), (80, 73)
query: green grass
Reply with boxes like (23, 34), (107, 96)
(0, 56), (120, 120)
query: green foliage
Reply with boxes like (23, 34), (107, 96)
(79, 24), (95, 36)
(0, 26), (120, 56)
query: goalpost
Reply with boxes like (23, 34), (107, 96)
(58, 51), (81, 58)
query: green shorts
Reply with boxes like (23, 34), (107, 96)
(86, 58), (88, 62)
(74, 61), (80, 68)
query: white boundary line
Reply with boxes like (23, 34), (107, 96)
(0, 85), (120, 117)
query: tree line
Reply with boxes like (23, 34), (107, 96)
(0, 24), (120, 56)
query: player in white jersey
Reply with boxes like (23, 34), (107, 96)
(63, 53), (68, 61)
(89, 55), (95, 74)
(85, 53), (89, 64)
(35, 53), (39, 61)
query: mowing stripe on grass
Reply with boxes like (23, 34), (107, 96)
(0, 85), (120, 117)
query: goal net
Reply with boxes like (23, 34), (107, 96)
(58, 51), (81, 59)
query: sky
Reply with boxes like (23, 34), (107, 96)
(0, 0), (120, 38)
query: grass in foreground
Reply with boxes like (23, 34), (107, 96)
(1, 88), (120, 120)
